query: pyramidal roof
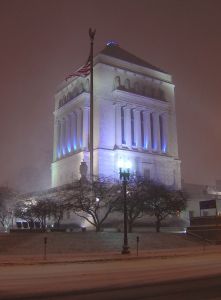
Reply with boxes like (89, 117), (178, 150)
(99, 41), (168, 74)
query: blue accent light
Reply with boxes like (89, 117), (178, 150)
(162, 144), (167, 153)
(145, 138), (148, 150)
(62, 147), (66, 156)
(67, 144), (71, 153)
(106, 40), (119, 47)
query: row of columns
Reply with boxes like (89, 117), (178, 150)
(115, 104), (168, 153)
(55, 107), (89, 160)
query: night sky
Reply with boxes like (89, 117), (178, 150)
(1, 0), (221, 192)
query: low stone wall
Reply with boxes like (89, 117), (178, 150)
(190, 216), (221, 226)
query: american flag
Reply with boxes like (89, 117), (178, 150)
(65, 58), (91, 81)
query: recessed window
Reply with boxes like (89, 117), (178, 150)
(141, 111), (144, 148)
(121, 107), (126, 144)
(131, 109), (135, 146)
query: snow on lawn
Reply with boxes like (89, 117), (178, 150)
(0, 231), (200, 256)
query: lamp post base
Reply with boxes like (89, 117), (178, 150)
(121, 245), (130, 254)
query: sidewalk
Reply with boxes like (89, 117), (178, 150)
(0, 244), (220, 266)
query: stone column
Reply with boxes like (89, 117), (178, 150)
(70, 112), (77, 151)
(142, 111), (149, 150)
(115, 103), (122, 147)
(65, 116), (71, 153)
(76, 108), (82, 150)
(124, 107), (131, 148)
(153, 112), (161, 152)
(161, 113), (168, 153)
(134, 109), (142, 149)
(53, 119), (61, 160)
(146, 111), (152, 151)
(60, 118), (66, 156)
(82, 107), (89, 150)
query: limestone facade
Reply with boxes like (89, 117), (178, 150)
(51, 43), (181, 189)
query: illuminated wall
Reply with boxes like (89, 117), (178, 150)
(51, 43), (181, 189)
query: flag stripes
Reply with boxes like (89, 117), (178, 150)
(65, 60), (91, 81)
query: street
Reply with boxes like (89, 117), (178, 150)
(17, 275), (221, 300)
(1, 252), (221, 299)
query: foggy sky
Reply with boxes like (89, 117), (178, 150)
(1, 0), (221, 192)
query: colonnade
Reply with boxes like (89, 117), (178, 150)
(115, 104), (168, 153)
(55, 107), (89, 159)
(54, 103), (168, 161)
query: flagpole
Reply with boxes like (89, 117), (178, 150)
(89, 28), (96, 181)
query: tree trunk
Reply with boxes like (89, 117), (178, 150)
(128, 221), (133, 233)
(156, 218), (161, 233)
(96, 224), (101, 232)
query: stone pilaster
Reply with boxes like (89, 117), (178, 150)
(124, 107), (131, 148)
(142, 111), (150, 150)
(76, 108), (82, 150)
(134, 109), (142, 149)
(53, 119), (61, 160)
(154, 112), (161, 152)
(60, 118), (66, 156)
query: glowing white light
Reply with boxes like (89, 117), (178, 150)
(118, 158), (132, 170)
(118, 159), (124, 169)
(125, 160), (132, 169)
(96, 197), (99, 202)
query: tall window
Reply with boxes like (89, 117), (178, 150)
(121, 106), (126, 144)
(131, 109), (135, 146)
(150, 113), (155, 150)
(140, 111), (144, 148)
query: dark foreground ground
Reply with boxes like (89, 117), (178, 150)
(1, 251), (221, 300)
(0, 230), (200, 256)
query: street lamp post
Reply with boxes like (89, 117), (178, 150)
(119, 163), (130, 254)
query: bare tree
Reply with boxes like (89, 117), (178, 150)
(14, 199), (37, 228)
(49, 200), (69, 228)
(0, 187), (17, 230)
(31, 198), (52, 229)
(114, 177), (147, 233)
(144, 182), (187, 232)
(66, 177), (121, 232)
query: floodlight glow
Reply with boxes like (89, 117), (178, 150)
(125, 160), (132, 169)
(67, 143), (71, 153)
(118, 159), (124, 169)
(118, 159), (132, 170)
(96, 197), (99, 202)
